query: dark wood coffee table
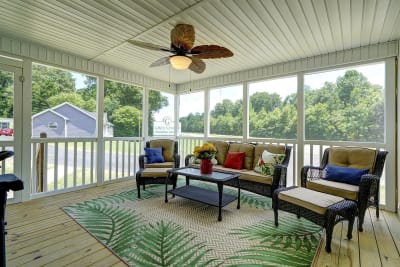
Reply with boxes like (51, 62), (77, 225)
(166, 167), (240, 221)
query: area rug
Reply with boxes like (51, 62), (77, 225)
(63, 181), (322, 266)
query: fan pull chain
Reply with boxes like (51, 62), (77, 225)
(168, 65), (171, 88)
(189, 71), (192, 92)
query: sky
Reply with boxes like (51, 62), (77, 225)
(72, 72), (87, 89)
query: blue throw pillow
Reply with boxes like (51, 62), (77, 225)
(325, 165), (369, 185)
(144, 147), (164, 164)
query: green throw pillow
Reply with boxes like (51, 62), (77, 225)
(254, 150), (285, 176)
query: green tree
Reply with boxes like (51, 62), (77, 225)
(112, 106), (142, 137)
(209, 99), (243, 136)
(102, 81), (168, 137)
(179, 70), (382, 142)
(47, 93), (86, 109)
(179, 112), (204, 133)
(250, 92), (282, 112)
(77, 76), (96, 101)
(32, 64), (76, 114)
(28, 65), (169, 138)
(248, 91), (297, 138)
(148, 90), (168, 136)
(104, 80), (143, 108)
(0, 70), (13, 117)
(305, 70), (384, 142)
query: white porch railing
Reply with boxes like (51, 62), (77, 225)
(31, 138), (98, 194)
(30, 137), (142, 196)
(29, 136), (388, 205)
(103, 137), (142, 182)
(0, 143), (14, 175)
(1, 143), (15, 199)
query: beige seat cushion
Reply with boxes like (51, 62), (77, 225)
(239, 170), (273, 185)
(329, 147), (376, 173)
(140, 168), (171, 177)
(307, 179), (359, 201)
(150, 139), (175, 162)
(212, 165), (233, 172)
(228, 143), (254, 170)
(253, 144), (286, 169)
(208, 141), (229, 165)
(201, 166), (273, 185)
(279, 187), (345, 215)
(144, 162), (175, 168)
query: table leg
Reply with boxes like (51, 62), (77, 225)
(165, 173), (169, 203)
(237, 179), (241, 209)
(217, 182), (223, 221)
(0, 189), (7, 267)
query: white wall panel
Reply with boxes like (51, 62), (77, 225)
(0, 35), (175, 91)
(177, 41), (398, 92)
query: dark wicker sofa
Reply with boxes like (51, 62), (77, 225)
(185, 141), (292, 198)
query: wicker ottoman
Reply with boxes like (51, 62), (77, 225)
(136, 168), (177, 198)
(273, 186), (357, 252)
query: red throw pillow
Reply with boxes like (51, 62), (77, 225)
(223, 151), (246, 169)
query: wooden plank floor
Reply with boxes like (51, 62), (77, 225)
(5, 179), (400, 267)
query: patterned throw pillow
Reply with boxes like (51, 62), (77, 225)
(254, 150), (286, 176)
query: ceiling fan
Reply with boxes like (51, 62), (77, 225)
(127, 24), (233, 74)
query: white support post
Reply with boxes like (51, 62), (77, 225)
(243, 82), (249, 142)
(143, 85), (149, 141)
(386, 57), (396, 212)
(174, 93), (179, 138)
(296, 73), (305, 186)
(204, 88), (210, 140)
(20, 59), (32, 201)
(96, 76), (105, 185)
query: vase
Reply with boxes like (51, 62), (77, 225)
(200, 158), (213, 174)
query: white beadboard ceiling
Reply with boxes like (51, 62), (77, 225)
(0, 0), (399, 84)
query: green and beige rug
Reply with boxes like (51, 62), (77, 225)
(63, 181), (322, 266)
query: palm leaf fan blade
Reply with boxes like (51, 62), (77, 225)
(127, 40), (172, 52)
(150, 56), (170, 67)
(189, 58), (206, 74)
(191, 45), (233, 59)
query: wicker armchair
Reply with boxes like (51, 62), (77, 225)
(135, 139), (180, 197)
(301, 147), (388, 231)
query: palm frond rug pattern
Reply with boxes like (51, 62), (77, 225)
(63, 181), (322, 266)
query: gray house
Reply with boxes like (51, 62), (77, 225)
(32, 102), (113, 138)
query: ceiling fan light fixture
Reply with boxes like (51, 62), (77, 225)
(169, 55), (192, 70)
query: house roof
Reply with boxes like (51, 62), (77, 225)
(33, 102), (114, 126)
(32, 109), (70, 121)
(52, 102), (95, 119)
(32, 102), (94, 121)
(0, 0), (399, 84)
